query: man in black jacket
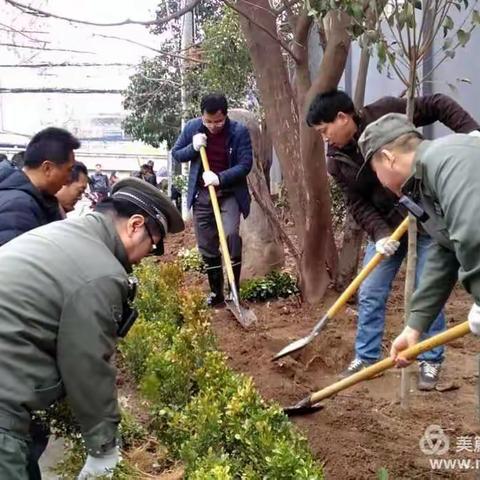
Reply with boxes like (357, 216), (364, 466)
(0, 127), (80, 247)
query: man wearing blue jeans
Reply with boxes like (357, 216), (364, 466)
(306, 89), (479, 389)
(356, 235), (445, 381)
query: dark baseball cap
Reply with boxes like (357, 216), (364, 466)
(357, 113), (422, 175)
(111, 177), (184, 255)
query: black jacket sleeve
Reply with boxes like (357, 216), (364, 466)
(0, 193), (42, 246)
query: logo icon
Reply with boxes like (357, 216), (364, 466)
(419, 424), (450, 455)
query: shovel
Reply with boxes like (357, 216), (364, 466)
(273, 217), (409, 361)
(284, 321), (470, 415)
(199, 146), (256, 329)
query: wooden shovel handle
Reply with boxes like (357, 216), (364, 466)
(310, 321), (470, 404)
(327, 217), (410, 318)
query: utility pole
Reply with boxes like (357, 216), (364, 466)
(179, 0), (194, 220)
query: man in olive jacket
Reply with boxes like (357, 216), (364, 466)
(0, 178), (184, 479)
(356, 114), (480, 365)
(306, 90), (479, 389)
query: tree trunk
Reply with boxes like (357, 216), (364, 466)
(296, 10), (352, 299)
(335, 213), (364, 290)
(237, 0), (306, 240)
(237, 1), (351, 302)
(260, 117), (273, 189)
(401, 65), (419, 409)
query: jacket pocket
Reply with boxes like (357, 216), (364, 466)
(26, 379), (65, 410)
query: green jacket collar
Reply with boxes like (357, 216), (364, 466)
(401, 140), (431, 195)
(87, 212), (132, 273)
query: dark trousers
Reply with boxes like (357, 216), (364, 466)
(193, 189), (242, 259)
(26, 419), (49, 480)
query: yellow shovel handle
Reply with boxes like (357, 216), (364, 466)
(199, 147), (237, 297)
(310, 321), (470, 404)
(327, 217), (410, 318)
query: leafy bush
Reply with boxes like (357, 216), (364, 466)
(240, 271), (299, 302)
(172, 174), (189, 194)
(119, 262), (322, 478)
(178, 247), (205, 273)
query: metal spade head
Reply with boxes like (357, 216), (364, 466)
(283, 396), (324, 416)
(272, 313), (329, 361)
(226, 299), (256, 329)
(272, 332), (316, 361)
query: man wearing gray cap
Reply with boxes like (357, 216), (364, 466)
(358, 113), (480, 366)
(0, 177), (183, 479)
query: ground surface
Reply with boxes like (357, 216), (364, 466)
(167, 223), (480, 479)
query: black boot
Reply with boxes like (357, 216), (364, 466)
(203, 256), (225, 307)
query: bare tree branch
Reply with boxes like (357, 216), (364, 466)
(0, 88), (123, 94)
(92, 33), (206, 64)
(0, 62), (133, 68)
(5, 0), (202, 27)
(248, 177), (301, 263)
(0, 22), (49, 43)
(223, 0), (300, 62)
(0, 43), (94, 54)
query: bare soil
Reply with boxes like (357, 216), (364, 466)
(164, 223), (480, 480)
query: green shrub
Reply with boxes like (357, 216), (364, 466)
(118, 318), (166, 382)
(133, 261), (183, 326)
(240, 271), (299, 302)
(118, 410), (147, 450)
(189, 452), (241, 480)
(178, 247), (205, 272)
(53, 259), (322, 479)
(172, 174), (189, 194)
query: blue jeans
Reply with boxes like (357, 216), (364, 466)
(355, 234), (445, 363)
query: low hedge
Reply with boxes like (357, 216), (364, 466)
(119, 260), (322, 478)
(49, 260), (322, 479)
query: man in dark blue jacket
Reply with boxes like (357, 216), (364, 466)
(0, 127), (79, 247)
(172, 93), (253, 307)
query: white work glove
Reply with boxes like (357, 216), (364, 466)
(192, 133), (207, 151)
(468, 130), (480, 137)
(468, 303), (480, 335)
(202, 171), (220, 187)
(77, 446), (121, 479)
(375, 236), (400, 256)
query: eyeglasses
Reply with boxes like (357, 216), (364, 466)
(144, 222), (164, 256)
(144, 223), (156, 248)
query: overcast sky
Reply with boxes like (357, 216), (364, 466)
(0, 0), (167, 136)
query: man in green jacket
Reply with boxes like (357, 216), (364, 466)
(356, 113), (480, 364)
(0, 177), (184, 479)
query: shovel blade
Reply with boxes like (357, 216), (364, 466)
(226, 299), (256, 329)
(283, 399), (323, 417)
(272, 334), (314, 361)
